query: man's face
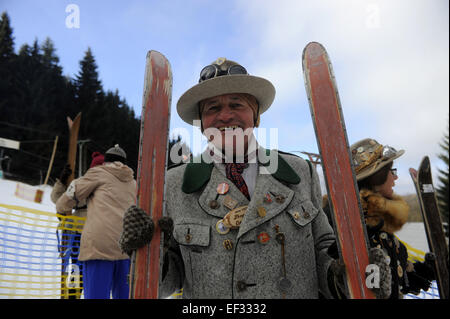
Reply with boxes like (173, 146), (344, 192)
(201, 93), (255, 155)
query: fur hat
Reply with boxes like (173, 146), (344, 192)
(351, 138), (404, 181)
(90, 151), (105, 168)
(176, 57), (276, 126)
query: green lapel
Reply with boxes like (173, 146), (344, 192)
(181, 155), (214, 193)
(259, 148), (301, 185)
(181, 148), (300, 194)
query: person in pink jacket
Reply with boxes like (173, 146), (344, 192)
(56, 144), (136, 299)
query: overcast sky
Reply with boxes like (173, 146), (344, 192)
(2, 0), (448, 195)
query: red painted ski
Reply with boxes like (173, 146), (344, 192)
(129, 51), (172, 299)
(302, 42), (374, 299)
(66, 112), (81, 185)
(409, 157), (449, 299)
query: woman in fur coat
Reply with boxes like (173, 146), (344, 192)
(324, 138), (435, 298)
(352, 138), (435, 298)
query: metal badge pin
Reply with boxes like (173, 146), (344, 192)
(293, 212), (300, 220)
(223, 239), (233, 250)
(185, 228), (192, 243)
(216, 219), (230, 235)
(397, 265), (404, 278)
(268, 191), (285, 204)
(257, 232), (270, 244)
(223, 205), (248, 229)
(263, 193), (272, 203)
(275, 195), (285, 204)
(217, 182), (230, 195)
(257, 206), (266, 218)
(223, 195), (238, 210)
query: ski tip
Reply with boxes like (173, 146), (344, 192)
(419, 156), (431, 174)
(303, 41), (326, 56)
(420, 155), (430, 165)
(145, 50), (172, 75)
(409, 168), (418, 179)
(147, 50), (169, 63)
(409, 167), (418, 183)
(302, 42), (329, 71)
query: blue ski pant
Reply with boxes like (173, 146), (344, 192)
(82, 259), (130, 299)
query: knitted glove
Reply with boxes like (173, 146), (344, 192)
(119, 205), (154, 256)
(406, 253), (436, 294)
(59, 164), (72, 185)
(415, 253), (436, 281)
(367, 247), (392, 299)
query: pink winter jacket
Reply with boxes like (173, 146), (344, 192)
(56, 162), (136, 261)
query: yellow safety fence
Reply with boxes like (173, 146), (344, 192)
(0, 203), (85, 299)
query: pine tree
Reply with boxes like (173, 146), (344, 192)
(74, 47), (103, 105)
(436, 124), (449, 223)
(0, 12), (16, 124)
(0, 12), (14, 60)
(74, 47), (105, 171)
(41, 37), (60, 68)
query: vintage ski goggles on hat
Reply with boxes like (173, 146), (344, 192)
(382, 145), (398, 160)
(199, 64), (248, 83)
(350, 138), (404, 180)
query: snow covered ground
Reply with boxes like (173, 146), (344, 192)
(0, 177), (440, 299)
(0, 178), (55, 211)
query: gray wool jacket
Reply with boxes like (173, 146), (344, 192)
(160, 149), (336, 299)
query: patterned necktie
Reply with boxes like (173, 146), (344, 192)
(225, 163), (250, 200)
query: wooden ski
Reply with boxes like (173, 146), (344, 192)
(129, 51), (172, 299)
(302, 42), (374, 299)
(409, 156), (449, 299)
(60, 112), (81, 299)
(66, 112), (82, 185)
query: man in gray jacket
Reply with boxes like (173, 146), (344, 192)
(121, 58), (345, 299)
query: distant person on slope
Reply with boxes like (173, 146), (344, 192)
(52, 151), (104, 299)
(56, 145), (136, 299)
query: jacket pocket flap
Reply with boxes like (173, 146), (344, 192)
(287, 200), (319, 227)
(173, 222), (210, 246)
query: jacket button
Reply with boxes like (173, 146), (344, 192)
(209, 200), (219, 209)
(236, 280), (247, 292)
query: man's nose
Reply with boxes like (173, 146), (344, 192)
(217, 105), (234, 122)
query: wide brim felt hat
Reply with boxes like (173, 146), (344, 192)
(177, 60), (276, 126)
(351, 138), (404, 181)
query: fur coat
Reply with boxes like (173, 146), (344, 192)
(359, 189), (409, 233)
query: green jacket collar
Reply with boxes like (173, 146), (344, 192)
(181, 148), (300, 193)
